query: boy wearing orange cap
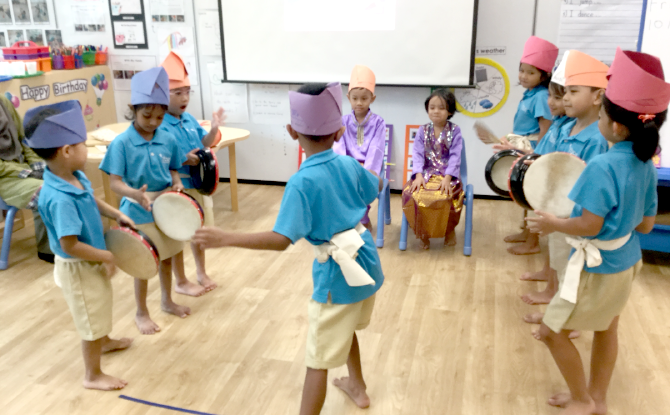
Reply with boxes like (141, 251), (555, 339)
(159, 51), (225, 296)
(333, 65), (386, 232)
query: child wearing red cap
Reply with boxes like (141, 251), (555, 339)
(528, 48), (669, 415)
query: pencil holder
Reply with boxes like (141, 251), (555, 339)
(75, 54), (84, 69)
(52, 55), (63, 70)
(63, 55), (75, 70)
(83, 52), (96, 66)
(95, 52), (107, 65)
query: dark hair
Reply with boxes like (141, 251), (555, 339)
(125, 104), (168, 121)
(548, 81), (565, 97)
(32, 147), (60, 160)
(602, 94), (667, 162)
(424, 89), (457, 120)
(294, 83), (339, 142)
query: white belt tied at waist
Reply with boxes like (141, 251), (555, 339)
(126, 191), (162, 205)
(54, 255), (85, 288)
(314, 223), (375, 287)
(560, 233), (632, 303)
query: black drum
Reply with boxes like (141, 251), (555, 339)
(508, 153), (541, 211)
(484, 149), (524, 197)
(190, 149), (219, 196)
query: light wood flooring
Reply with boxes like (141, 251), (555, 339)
(1, 183), (670, 415)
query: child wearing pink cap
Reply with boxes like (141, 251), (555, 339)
(334, 65), (386, 232)
(503, 36), (558, 255)
(528, 48), (668, 415)
(194, 83), (384, 415)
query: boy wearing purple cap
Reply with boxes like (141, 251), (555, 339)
(27, 101), (134, 391)
(194, 83), (384, 414)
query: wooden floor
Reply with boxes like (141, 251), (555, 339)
(2, 183), (670, 415)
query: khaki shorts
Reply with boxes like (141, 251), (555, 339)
(55, 258), (113, 341)
(305, 294), (376, 370)
(183, 188), (215, 227)
(135, 222), (184, 261)
(548, 232), (572, 275)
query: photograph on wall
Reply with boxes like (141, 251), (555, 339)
(26, 28), (43, 45)
(0, 32), (6, 47)
(7, 29), (24, 44)
(29, 0), (48, 23)
(45, 29), (62, 49)
(11, 0), (30, 24)
(0, 0), (12, 24)
(110, 0), (142, 16)
(149, 0), (185, 23)
(113, 21), (147, 48)
(72, 0), (105, 31)
(110, 55), (157, 91)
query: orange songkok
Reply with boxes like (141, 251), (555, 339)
(348, 65), (376, 94)
(564, 50), (609, 89)
(161, 51), (190, 90)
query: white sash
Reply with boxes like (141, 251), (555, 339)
(314, 223), (376, 287)
(560, 233), (632, 303)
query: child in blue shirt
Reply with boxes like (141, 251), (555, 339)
(27, 101), (134, 391)
(99, 67), (191, 335)
(159, 51), (225, 296)
(528, 48), (667, 415)
(194, 83), (384, 415)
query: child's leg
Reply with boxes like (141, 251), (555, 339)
(82, 338), (127, 391)
(134, 278), (161, 335)
(160, 257), (191, 318)
(521, 267), (558, 305)
(101, 335), (133, 353)
(333, 333), (371, 408)
(444, 230), (457, 246)
(191, 241), (217, 291)
(508, 231), (540, 255)
(588, 316), (620, 415)
(504, 210), (530, 243)
(520, 253), (552, 281)
(535, 323), (596, 414)
(172, 251), (207, 297)
(299, 368), (328, 415)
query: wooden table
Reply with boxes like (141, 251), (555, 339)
(86, 122), (250, 211)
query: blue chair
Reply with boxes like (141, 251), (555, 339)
(0, 197), (20, 270)
(399, 142), (474, 256)
(375, 176), (392, 248)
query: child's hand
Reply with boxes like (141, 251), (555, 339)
(211, 107), (226, 130)
(492, 137), (524, 153)
(117, 213), (135, 229)
(410, 175), (425, 193)
(526, 210), (557, 236)
(193, 226), (229, 249)
(135, 185), (152, 212)
(184, 149), (200, 166)
(172, 182), (184, 192)
(439, 175), (453, 198)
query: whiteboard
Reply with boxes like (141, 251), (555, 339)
(218, 0), (478, 87)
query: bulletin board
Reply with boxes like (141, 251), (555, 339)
(0, 66), (117, 132)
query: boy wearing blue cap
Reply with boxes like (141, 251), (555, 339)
(99, 67), (191, 335)
(27, 100), (134, 391)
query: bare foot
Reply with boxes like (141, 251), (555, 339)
(419, 238), (430, 250)
(102, 336), (133, 353)
(507, 242), (540, 255)
(162, 301), (191, 318)
(504, 230), (528, 243)
(135, 313), (161, 335)
(333, 377), (370, 409)
(175, 280), (207, 297)
(548, 392), (571, 407)
(523, 312), (544, 324)
(521, 289), (553, 305)
(198, 273), (218, 292)
(569, 330), (581, 339)
(83, 373), (127, 391)
(519, 269), (550, 282)
(444, 231), (457, 247)
(558, 399), (596, 415)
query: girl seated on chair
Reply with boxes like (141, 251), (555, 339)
(402, 89), (464, 250)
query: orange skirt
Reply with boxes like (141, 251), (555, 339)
(402, 175), (463, 240)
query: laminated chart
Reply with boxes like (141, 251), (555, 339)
(454, 58), (510, 118)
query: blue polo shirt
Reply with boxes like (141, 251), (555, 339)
(158, 112), (207, 189)
(551, 119), (609, 162)
(534, 116), (572, 155)
(38, 169), (106, 259)
(272, 149), (384, 304)
(568, 141), (658, 274)
(513, 86), (552, 136)
(99, 124), (186, 224)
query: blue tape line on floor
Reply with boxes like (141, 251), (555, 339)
(119, 395), (218, 415)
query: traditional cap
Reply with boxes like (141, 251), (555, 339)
(289, 82), (343, 136)
(551, 50), (571, 87)
(564, 50), (609, 89)
(520, 36), (559, 73)
(348, 65), (376, 94)
(23, 100), (87, 149)
(161, 51), (190, 90)
(131, 67), (170, 106)
(606, 48), (670, 114)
